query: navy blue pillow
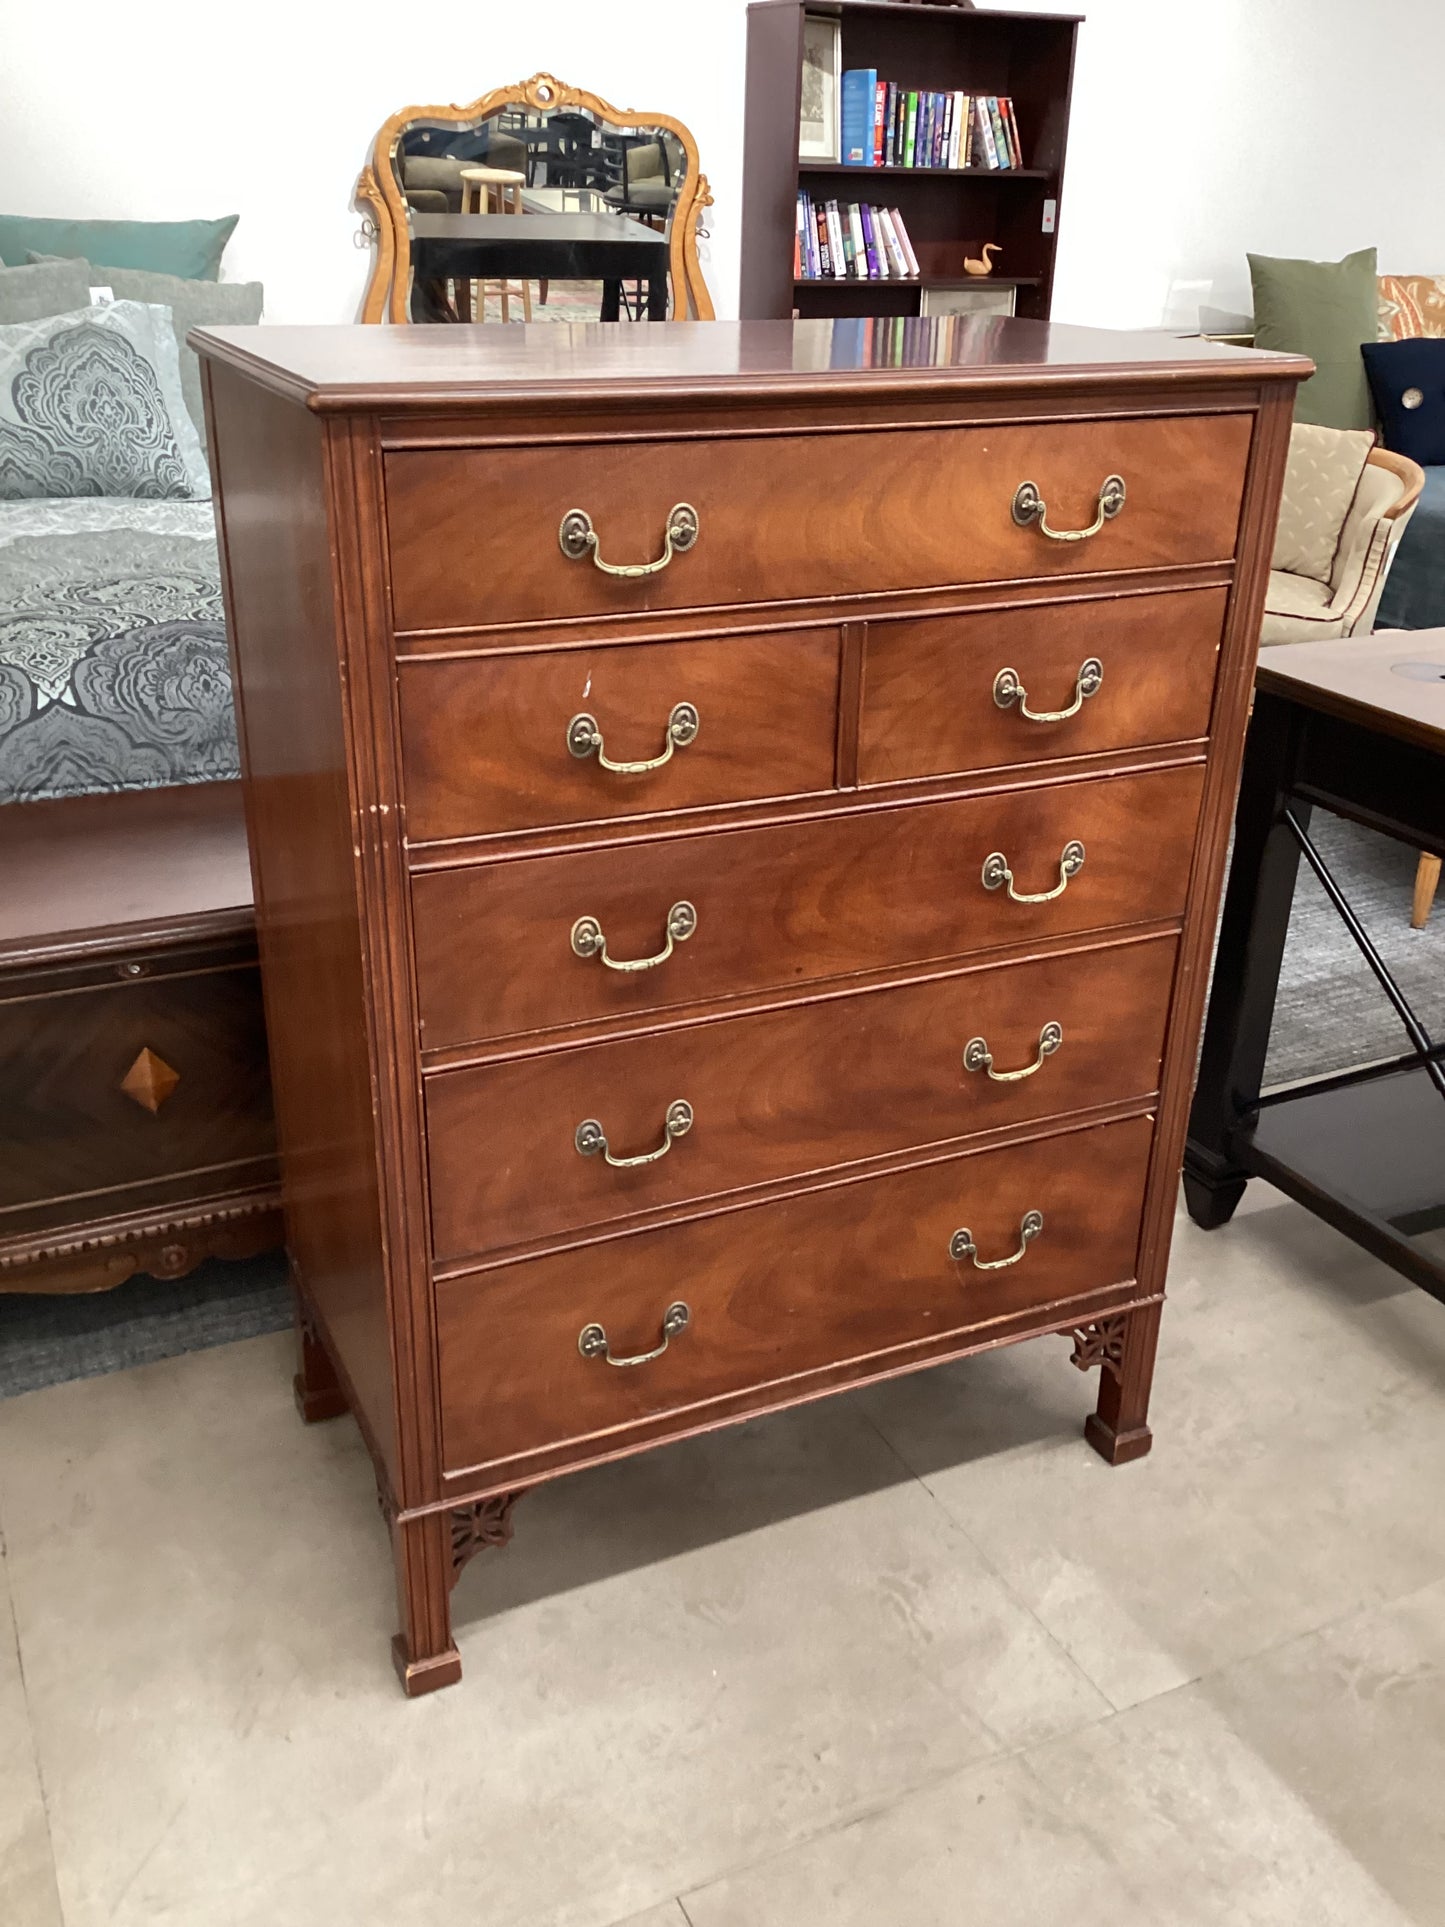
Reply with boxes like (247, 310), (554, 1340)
(1361, 338), (1445, 465)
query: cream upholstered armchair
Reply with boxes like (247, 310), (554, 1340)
(1262, 422), (1434, 925)
(1263, 424), (1424, 645)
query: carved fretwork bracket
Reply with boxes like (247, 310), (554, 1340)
(449, 1491), (524, 1586)
(1066, 1316), (1129, 1379)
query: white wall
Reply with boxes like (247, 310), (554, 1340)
(3, 0), (1443, 331)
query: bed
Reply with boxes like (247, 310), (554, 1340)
(0, 497), (281, 1294)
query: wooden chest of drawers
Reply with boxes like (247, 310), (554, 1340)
(198, 318), (1306, 1694)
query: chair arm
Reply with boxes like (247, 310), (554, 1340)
(1366, 445), (1426, 519)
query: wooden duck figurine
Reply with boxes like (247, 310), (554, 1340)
(964, 243), (1001, 277)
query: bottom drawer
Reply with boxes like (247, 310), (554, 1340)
(436, 1113), (1154, 1477)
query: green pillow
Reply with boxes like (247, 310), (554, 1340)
(0, 213), (238, 282)
(0, 257), (92, 322)
(30, 255), (262, 449)
(1248, 247), (1378, 430)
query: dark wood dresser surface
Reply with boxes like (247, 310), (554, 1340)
(196, 316), (1308, 1693)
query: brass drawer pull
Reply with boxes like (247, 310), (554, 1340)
(1012, 475), (1125, 542)
(579, 1300), (691, 1367)
(567, 701), (700, 774)
(559, 502), (700, 578)
(571, 900), (697, 972)
(950, 1210), (1044, 1271)
(964, 1022), (1063, 1083)
(576, 1098), (694, 1167)
(994, 658), (1103, 723)
(982, 840), (1085, 903)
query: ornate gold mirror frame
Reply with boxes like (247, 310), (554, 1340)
(356, 71), (715, 325)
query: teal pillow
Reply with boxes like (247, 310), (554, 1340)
(0, 214), (238, 282)
(1248, 247), (1378, 431)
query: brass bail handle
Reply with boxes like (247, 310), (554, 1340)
(949, 1210), (1044, 1272)
(567, 701), (700, 774)
(981, 841), (1085, 904)
(570, 900), (697, 973)
(578, 1300), (691, 1368)
(575, 1099), (694, 1169)
(1012, 475), (1126, 542)
(964, 1022), (1064, 1083)
(993, 658), (1104, 723)
(559, 502), (700, 578)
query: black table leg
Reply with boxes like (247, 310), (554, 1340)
(647, 271), (669, 320)
(600, 278), (621, 322)
(1184, 692), (1307, 1228)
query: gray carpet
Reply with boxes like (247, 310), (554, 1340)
(1, 812), (1440, 1400)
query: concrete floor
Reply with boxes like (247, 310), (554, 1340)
(2, 1183), (1443, 1927)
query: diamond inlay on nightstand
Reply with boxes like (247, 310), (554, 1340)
(120, 1047), (180, 1114)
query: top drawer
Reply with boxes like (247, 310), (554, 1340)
(384, 414), (1254, 633)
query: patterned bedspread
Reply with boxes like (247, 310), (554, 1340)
(0, 498), (238, 804)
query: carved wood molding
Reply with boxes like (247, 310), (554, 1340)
(1066, 1317), (1129, 1379)
(0, 1191), (283, 1295)
(355, 71), (715, 327)
(448, 1490), (524, 1586)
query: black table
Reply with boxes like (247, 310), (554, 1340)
(1184, 632), (1445, 1300)
(409, 213), (670, 322)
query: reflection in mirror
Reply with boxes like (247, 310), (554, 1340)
(357, 75), (714, 327)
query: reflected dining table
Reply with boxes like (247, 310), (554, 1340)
(409, 212), (670, 323)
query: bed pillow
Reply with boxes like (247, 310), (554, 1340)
(29, 255), (263, 449)
(0, 258), (94, 323)
(1361, 338), (1445, 467)
(0, 300), (210, 501)
(1377, 274), (1445, 342)
(1248, 247), (1378, 430)
(0, 214), (237, 281)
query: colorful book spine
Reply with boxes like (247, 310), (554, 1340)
(977, 96), (1000, 168)
(848, 201), (868, 278)
(989, 97), (1011, 167)
(903, 92), (919, 167)
(813, 200), (831, 277)
(826, 199), (847, 279)
(840, 68), (878, 166)
(889, 206), (921, 277)
(860, 201), (884, 278)
(872, 81), (887, 165)
(1005, 96), (1024, 167)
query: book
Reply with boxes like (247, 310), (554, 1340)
(889, 205), (921, 277)
(976, 95), (1000, 168)
(989, 97), (1012, 168)
(872, 80), (887, 165)
(937, 93), (953, 168)
(812, 200), (831, 277)
(848, 201), (869, 278)
(794, 193), (806, 280)
(840, 68), (877, 166)
(1005, 96), (1024, 167)
(903, 91), (919, 167)
(860, 201), (884, 278)
(951, 92), (967, 168)
(876, 206), (909, 277)
(826, 199), (847, 278)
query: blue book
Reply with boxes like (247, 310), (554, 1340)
(840, 68), (878, 166)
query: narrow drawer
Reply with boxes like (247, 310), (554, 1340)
(0, 960), (274, 1234)
(411, 763), (1204, 1050)
(385, 414), (1253, 632)
(398, 629), (841, 843)
(426, 934), (1176, 1264)
(860, 587), (1227, 786)
(435, 1114), (1154, 1476)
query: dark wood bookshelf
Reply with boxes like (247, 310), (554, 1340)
(741, 1), (1080, 323)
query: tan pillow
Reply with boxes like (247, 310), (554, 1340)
(1378, 274), (1445, 341)
(1272, 421), (1375, 585)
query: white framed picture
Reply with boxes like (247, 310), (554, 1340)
(799, 14), (842, 162)
(921, 285), (1018, 320)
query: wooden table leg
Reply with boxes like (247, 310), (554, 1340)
(1412, 852), (1440, 929)
(1184, 691), (1306, 1229)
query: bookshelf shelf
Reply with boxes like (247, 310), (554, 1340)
(742, 3), (1080, 324)
(797, 162), (1052, 180)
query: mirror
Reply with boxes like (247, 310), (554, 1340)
(356, 72), (714, 326)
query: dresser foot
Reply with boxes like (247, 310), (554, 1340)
(391, 1633), (463, 1697)
(1067, 1303), (1160, 1468)
(293, 1293), (348, 1424)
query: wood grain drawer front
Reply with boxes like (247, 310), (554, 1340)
(436, 1114), (1153, 1475)
(426, 935), (1176, 1265)
(860, 587), (1228, 787)
(398, 630), (841, 844)
(0, 963), (274, 1229)
(412, 763), (1203, 1050)
(384, 415), (1253, 633)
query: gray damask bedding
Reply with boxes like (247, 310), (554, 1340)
(0, 497), (238, 803)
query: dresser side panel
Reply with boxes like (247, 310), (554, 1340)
(203, 362), (399, 1488)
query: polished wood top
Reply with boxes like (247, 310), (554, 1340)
(0, 782), (253, 961)
(190, 317), (1312, 413)
(1256, 632), (1445, 756)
